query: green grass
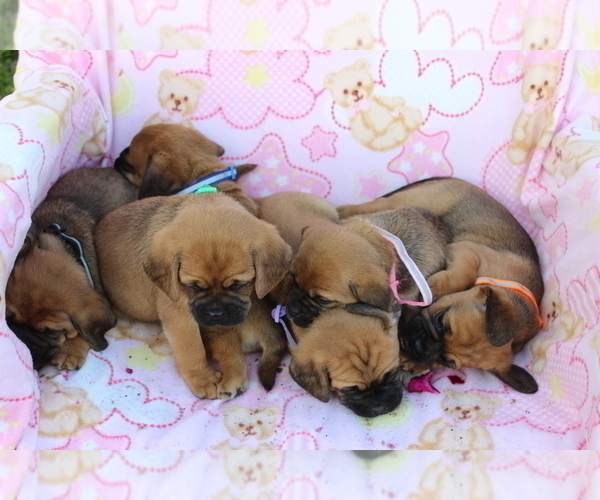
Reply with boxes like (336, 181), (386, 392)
(0, 0), (17, 50)
(0, 50), (18, 99)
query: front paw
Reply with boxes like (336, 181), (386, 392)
(52, 346), (88, 370)
(216, 373), (249, 400)
(184, 367), (224, 399)
(427, 272), (449, 301)
(337, 204), (358, 219)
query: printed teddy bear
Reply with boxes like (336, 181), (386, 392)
(212, 450), (279, 500)
(530, 310), (584, 374)
(6, 72), (82, 142)
(38, 450), (104, 484)
(507, 58), (561, 165)
(409, 389), (502, 450)
(323, 12), (375, 50)
(543, 133), (600, 183)
(82, 106), (107, 158)
(324, 58), (422, 151)
(212, 405), (280, 450)
(144, 69), (205, 129)
(522, 15), (561, 50)
(38, 380), (102, 438)
(408, 451), (494, 500)
(159, 25), (205, 50)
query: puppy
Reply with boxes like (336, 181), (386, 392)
(255, 191), (340, 304)
(6, 167), (138, 370)
(337, 177), (544, 394)
(287, 208), (450, 328)
(289, 305), (404, 418)
(95, 193), (292, 399)
(256, 192), (405, 417)
(114, 123), (258, 213)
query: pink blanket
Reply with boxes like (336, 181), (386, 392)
(1, 6), (600, 499)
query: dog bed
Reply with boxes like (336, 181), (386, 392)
(2, 0), (600, 473)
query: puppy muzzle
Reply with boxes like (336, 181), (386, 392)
(286, 286), (322, 328)
(339, 369), (403, 418)
(400, 314), (443, 367)
(114, 147), (133, 175)
(191, 298), (249, 328)
(7, 319), (65, 370)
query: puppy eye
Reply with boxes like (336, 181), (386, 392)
(313, 295), (334, 306)
(343, 89), (349, 94)
(186, 283), (205, 293)
(433, 310), (447, 333)
(228, 281), (250, 291)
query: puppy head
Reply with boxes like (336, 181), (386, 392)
(521, 61), (560, 104)
(143, 195), (291, 328)
(6, 232), (114, 362)
(287, 222), (392, 328)
(289, 305), (403, 418)
(400, 286), (539, 394)
(114, 123), (230, 197)
(324, 58), (375, 108)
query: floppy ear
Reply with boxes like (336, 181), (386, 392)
(143, 229), (182, 302)
(345, 302), (395, 331)
(234, 163), (257, 177)
(289, 358), (331, 402)
(492, 364), (538, 394)
(139, 153), (180, 198)
(351, 282), (392, 312)
(252, 224), (292, 299)
(18, 225), (39, 258)
(480, 286), (517, 347)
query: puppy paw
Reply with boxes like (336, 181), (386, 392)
(427, 272), (449, 301)
(216, 374), (249, 400)
(52, 339), (90, 371)
(337, 204), (358, 219)
(185, 368), (224, 399)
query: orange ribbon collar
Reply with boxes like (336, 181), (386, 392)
(475, 277), (543, 330)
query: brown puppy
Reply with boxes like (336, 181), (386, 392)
(6, 167), (138, 370)
(256, 192), (406, 416)
(287, 208), (450, 328)
(114, 123), (258, 213)
(337, 177), (544, 394)
(95, 193), (292, 399)
(255, 191), (340, 304)
(289, 305), (404, 418)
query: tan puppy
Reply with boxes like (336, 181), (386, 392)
(337, 177), (544, 394)
(289, 306), (404, 418)
(114, 123), (258, 213)
(95, 193), (292, 399)
(287, 208), (450, 328)
(6, 167), (138, 370)
(256, 191), (406, 417)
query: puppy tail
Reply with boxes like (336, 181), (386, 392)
(258, 344), (286, 392)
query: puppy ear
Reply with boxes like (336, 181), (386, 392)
(234, 163), (257, 177)
(480, 286), (516, 347)
(143, 229), (182, 302)
(492, 364), (538, 394)
(139, 153), (179, 198)
(253, 225), (292, 299)
(345, 302), (395, 331)
(351, 282), (392, 312)
(18, 225), (39, 258)
(289, 358), (331, 402)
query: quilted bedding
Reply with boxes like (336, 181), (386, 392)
(0, 1), (599, 491)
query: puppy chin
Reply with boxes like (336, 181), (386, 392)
(191, 300), (249, 328)
(339, 370), (403, 418)
(400, 314), (443, 367)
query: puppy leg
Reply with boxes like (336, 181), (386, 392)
(205, 329), (249, 400)
(52, 336), (90, 370)
(158, 297), (223, 399)
(257, 321), (287, 392)
(337, 197), (397, 219)
(427, 242), (480, 300)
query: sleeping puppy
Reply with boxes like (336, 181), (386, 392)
(289, 305), (404, 418)
(114, 123), (258, 213)
(255, 191), (340, 304)
(6, 167), (138, 370)
(287, 208), (450, 328)
(337, 177), (544, 394)
(256, 192), (405, 417)
(95, 192), (292, 399)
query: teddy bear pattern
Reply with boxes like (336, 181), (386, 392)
(323, 11), (376, 50)
(507, 56), (562, 165)
(211, 405), (281, 450)
(409, 389), (502, 450)
(324, 58), (423, 152)
(144, 69), (205, 129)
